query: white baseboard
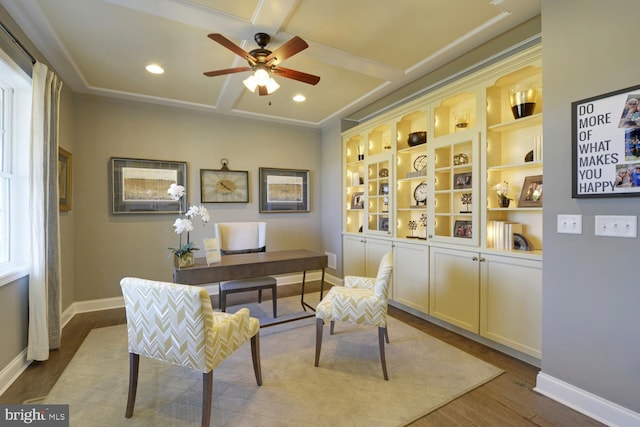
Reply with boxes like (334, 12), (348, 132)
(0, 349), (29, 398)
(535, 372), (640, 427)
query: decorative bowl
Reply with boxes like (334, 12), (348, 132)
(407, 131), (427, 147)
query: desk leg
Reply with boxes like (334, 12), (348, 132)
(300, 271), (308, 311)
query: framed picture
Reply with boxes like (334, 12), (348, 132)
(350, 191), (364, 209)
(379, 217), (389, 232)
(519, 175), (543, 207)
(200, 168), (249, 203)
(453, 172), (472, 189)
(110, 157), (187, 214)
(58, 147), (72, 212)
(259, 167), (310, 212)
(453, 220), (472, 238)
(572, 83), (640, 198)
(379, 182), (389, 195)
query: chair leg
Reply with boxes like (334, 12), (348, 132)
(125, 353), (139, 418)
(250, 333), (263, 386)
(314, 318), (323, 367)
(378, 327), (389, 381)
(329, 320), (335, 335)
(272, 285), (277, 318)
(202, 371), (213, 427)
(385, 327), (390, 344)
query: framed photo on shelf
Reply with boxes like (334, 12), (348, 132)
(453, 220), (472, 238)
(59, 147), (72, 212)
(350, 191), (364, 209)
(110, 157), (186, 214)
(259, 167), (310, 212)
(379, 182), (389, 195)
(379, 217), (389, 232)
(519, 175), (543, 207)
(453, 172), (472, 189)
(200, 168), (249, 203)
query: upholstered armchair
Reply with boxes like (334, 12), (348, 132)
(120, 277), (262, 427)
(314, 252), (393, 380)
(214, 222), (277, 316)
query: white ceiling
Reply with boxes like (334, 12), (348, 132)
(1, 0), (541, 128)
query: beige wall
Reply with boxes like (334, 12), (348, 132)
(71, 95), (322, 302)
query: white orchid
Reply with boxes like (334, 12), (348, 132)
(493, 181), (510, 199)
(167, 185), (210, 258)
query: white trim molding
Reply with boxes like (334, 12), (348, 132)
(535, 373), (640, 427)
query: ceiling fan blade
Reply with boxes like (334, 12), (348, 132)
(203, 67), (252, 77)
(273, 66), (320, 85)
(207, 33), (255, 61)
(258, 85), (268, 96)
(265, 36), (308, 64)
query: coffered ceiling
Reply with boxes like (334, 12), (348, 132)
(1, 0), (540, 127)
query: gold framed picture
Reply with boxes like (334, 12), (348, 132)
(200, 169), (249, 203)
(59, 147), (72, 211)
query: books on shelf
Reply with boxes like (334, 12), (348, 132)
(488, 221), (523, 250)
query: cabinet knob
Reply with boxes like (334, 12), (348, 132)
(428, 234), (433, 239)
(472, 256), (478, 261)
(479, 257), (486, 262)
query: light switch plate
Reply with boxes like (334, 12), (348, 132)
(594, 215), (637, 238)
(557, 214), (582, 234)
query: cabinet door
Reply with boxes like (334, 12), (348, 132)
(365, 237), (392, 276)
(480, 254), (541, 358)
(342, 235), (365, 277)
(429, 246), (479, 332)
(392, 242), (428, 313)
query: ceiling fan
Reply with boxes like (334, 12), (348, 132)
(203, 32), (320, 96)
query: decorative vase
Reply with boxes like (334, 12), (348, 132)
(174, 252), (195, 268)
(498, 197), (511, 208)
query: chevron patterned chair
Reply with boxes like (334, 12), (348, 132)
(314, 252), (393, 380)
(120, 277), (262, 427)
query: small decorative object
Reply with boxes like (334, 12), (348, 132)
(379, 182), (389, 195)
(203, 238), (221, 265)
(524, 150), (534, 162)
(168, 184), (210, 268)
(379, 217), (389, 232)
(200, 159), (249, 203)
(413, 181), (428, 206)
(407, 131), (427, 147)
(358, 142), (364, 161)
(350, 191), (364, 209)
(407, 220), (418, 238)
(453, 110), (470, 130)
(494, 181), (512, 208)
(379, 168), (389, 177)
(382, 196), (389, 212)
(519, 175), (543, 207)
(454, 220), (472, 238)
(418, 213), (427, 240)
(453, 153), (469, 166)
(510, 84), (538, 119)
(413, 155), (427, 172)
(454, 172), (472, 189)
(513, 233), (532, 251)
(460, 192), (472, 213)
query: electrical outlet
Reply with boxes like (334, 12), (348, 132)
(594, 215), (637, 238)
(557, 214), (582, 234)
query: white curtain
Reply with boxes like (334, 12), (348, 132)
(27, 62), (63, 361)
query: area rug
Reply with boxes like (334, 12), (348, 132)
(44, 294), (503, 426)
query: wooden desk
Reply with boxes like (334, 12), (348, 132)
(173, 249), (328, 312)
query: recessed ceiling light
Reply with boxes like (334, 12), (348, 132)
(145, 64), (164, 74)
(293, 94), (306, 102)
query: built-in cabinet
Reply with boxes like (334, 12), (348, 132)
(342, 45), (543, 362)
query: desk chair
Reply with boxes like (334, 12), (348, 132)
(214, 222), (277, 317)
(314, 252), (393, 380)
(120, 277), (262, 427)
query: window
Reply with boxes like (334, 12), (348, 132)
(0, 49), (31, 285)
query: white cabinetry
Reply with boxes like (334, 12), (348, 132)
(392, 241), (429, 313)
(342, 235), (392, 277)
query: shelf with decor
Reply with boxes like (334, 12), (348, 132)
(484, 60), (543, 256)
(366, 153), (392, 235)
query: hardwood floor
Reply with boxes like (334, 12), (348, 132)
(0, 282), (603, 426)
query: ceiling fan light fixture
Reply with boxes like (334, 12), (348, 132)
(265, 78), (280, 94)
(243, 75), (258, 92)
(253, 66), (270, 86)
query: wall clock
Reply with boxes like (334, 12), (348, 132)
(200, 165), (249, 203)
(413, 181), (427, 206)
